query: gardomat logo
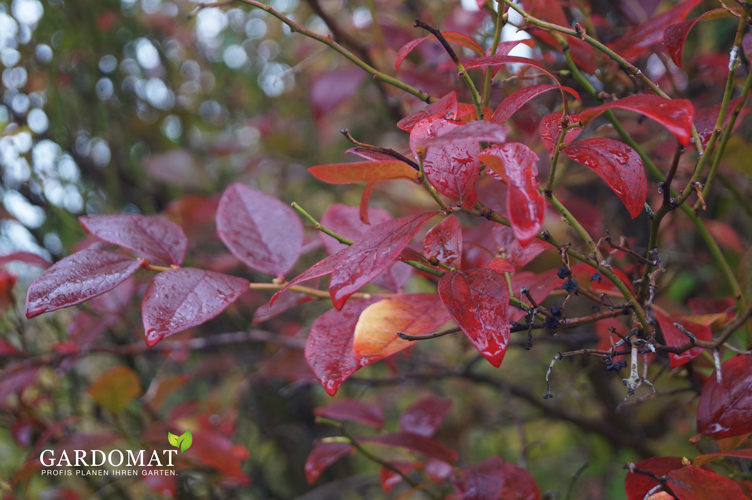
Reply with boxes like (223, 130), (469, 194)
(168, 429), (192, 453)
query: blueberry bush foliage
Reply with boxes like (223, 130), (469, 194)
(2, 0), (752, 498)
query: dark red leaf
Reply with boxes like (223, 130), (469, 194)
(479, 143), (545, 246)
(365, 432), (458, 464)
(693, 96), (749, 151)
(380, 461), (420, 492)
(665, 9), (738, 68)
(142, 268), (249, 347)
(80, 214), (187, 266)
(395, 32), (484, 72)
(578, 94), (695, 146)
(25, 250), (144, 319)
(310, 67), (366, 120)
(410, 116), (481, 209)
(398, 92), (459, 132)
(416, 121), (510, 146)
(452, 456), (506, 500)
(694, 449), (752, 468)
(491, 85), (580, 125)
(500, 462), (541, 500)
(510, 270), (559, 322)
(439, 269), (510, 367)
(562, 138), (646, 218)
(625, 457), (684, 500)
(539, 113), (581, 155)
(697, 355), (752, 439)
(608, 0), (704, 61)
(252, 291), (313, 324)
(305, 298), (380, 395)
(0, 251), (51, 268)
(314, 399), (384, 429)
(216, 183), (304, 279)
(309, 161), (419, 184)
(654, 310), (711, 368)
(423, 215), (463, 268)
(668, 466), (748, 500)
(305, 442), (354, 484)
(492, 226), (554, 270)
(464, 55), (559, 83)
(399, 396), (452, 437)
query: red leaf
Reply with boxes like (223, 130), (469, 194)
(80, 214), (187, 266)
(353, 294), (450, 365)
(270, 250), (344, 306)
(380, 461), (420, 492)
(423, 215), (463, 268)
(416, 121), (510, 146)
(305, 298), (380, 395)
(562, 138), (646, 219)
(539, 113), (582, 155)
(309, 161), (419, 184)
(0, 251), (51, 268)
(625, 457), (684, 500)
(479, 143), (545, 246)
(25, 250), (144, 319)
(399, 396), (452, 437)
(327, 213), (436, 309)
(360, 182), (376, 224)
(665, 9), (739, 68)
(314, 399), (384, 429)
(578, 94), (695, 146)
(395, 32), (484, 72)
(305, 442), (354, 484)
(510, 270), (559, 322)
(697, 355), (752, 439)
(693, 96), (749, 151)
(142, 268), (249, 347)
(464, 55), (559, 83)
(216, 183), (304, 279)
(486, 258), (515, 274)
(608, 0), (704, 61)
(491, 85), (580, 125)
(492, 226), (554, 270)
(654, 310), (712, 368)
(451, 456), (505, 500)
(398, 91), (459, 132)
(694, 449), (752, 468)
(500, 462), (541, 500)
(365, 432), (458, 464)
(438, 269), (510, 367)
(488, 39), (536, 57)
(310, 67), (366, 120)
(410, 116), (481, 208)
(185, 430), (250, 484)
(667, 466), (748, 500)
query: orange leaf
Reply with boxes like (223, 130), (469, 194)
(309, 161), (419, 184)
(87, 365), (142, 412)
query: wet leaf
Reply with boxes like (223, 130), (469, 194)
(486, 258), (515, 274)
(87, 365), (141, 413)
(423, 215), (463, 268)
(398, 91), (458, 132)
(479, 143), (545, 246)
(365, 432), (458, 464)
(438, 269), (510, 367)
(697, 355), (752, 439)
(216, 183), (304, 279)
(625, 457), (684, 500)
(395, 32), (485, 72)
(452, 456), (505, 500)
(416, 121), (509, 146)
(654, 310), (711, 368)
(305, 442), (354, 484)
(562, 138), (646, 218)
(539, 113), (581, 155)
(26, 250), (144, 319)
(399, 396), (452, 437)
(314, 399), (384, 429)
(492, 226), (554, 270)
(665, 9), (738, 68)
(410, 116), (481, 209)
(578, 94), (695, 146)
(142, 268), (249, 347)
(491, 85), (580, 125)
(667, 466), (748, 500)
(309, 161), (419, 184)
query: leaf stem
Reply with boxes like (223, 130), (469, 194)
(482, 3), (506, 107)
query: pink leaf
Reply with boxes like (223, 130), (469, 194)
(80, 214), (187, 266)
(0, 251), (51, 268)
(697, 355), (752, 439)
(665, 9), (739, 68)
(395, 32), (485, 72)
(423, 215), (463, 268)
(365, 432), (458, 464)
(216, 183), (304, 279)
(314, 399), (384, 429)
(578, 94), (695, 146)
(142, 268), (249, 347)
(310, 66), (366, 120)
(25, 250), (144, 319)
(399, 396), (452, 437)
(654, 310), (712, 368)
(479, 143), (545, 246)
(416, 121), (510, 146)
(562, 138), (646, 218)
(438, 269), (510, 367)
(452, 456), (506, 500)
(491, 85), (580, 125)
(398, 91), (459, 132)
(410, 116), (481, 209)
(305, 442), (354, 484)
(539, 113), (582, 155)
(305, 298), (380, 396)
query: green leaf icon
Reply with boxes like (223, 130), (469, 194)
(168, 429), (192, 452)
(168, 432), (179, 447)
